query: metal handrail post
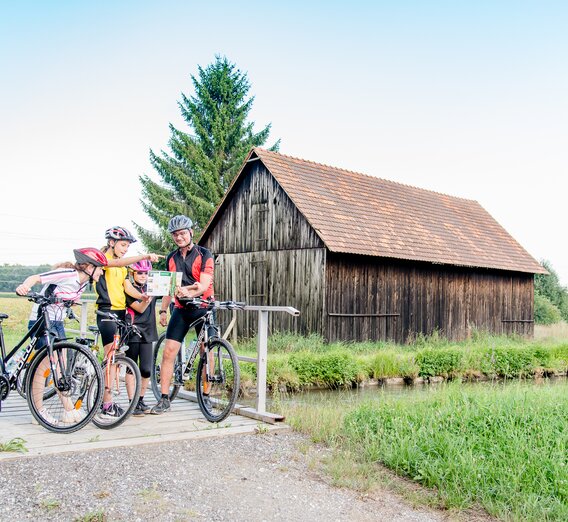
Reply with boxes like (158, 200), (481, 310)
(255, 310), (269, 414)
(79, 301), (89, 337)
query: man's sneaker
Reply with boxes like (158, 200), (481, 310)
(132, 398), (150, 417)
(150, 397), (171, 415)
(138, 398), (151, 414)
(101, 402), (124, 418)
(202, 394), (212, 411)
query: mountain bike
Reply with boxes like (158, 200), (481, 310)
(0, 293), (104, 433)
(151, 298), (245, 423)
(84, 310), (142, 429)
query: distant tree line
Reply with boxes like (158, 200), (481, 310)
(0, 264), (52, 292)
(534, 261), (568, 325)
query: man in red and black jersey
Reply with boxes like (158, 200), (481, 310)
(151, 215), (214, 414)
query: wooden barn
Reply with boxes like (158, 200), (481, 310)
(199, 148), (547, 342)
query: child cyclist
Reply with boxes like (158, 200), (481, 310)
(94, 226), (162, 418)
(15, 247), (108, 424)
(125, 259), (157, 416)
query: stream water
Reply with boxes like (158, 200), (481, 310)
(243, 375), (568, 410)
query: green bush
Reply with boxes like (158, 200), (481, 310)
(479, 347), (538, 378)
(534, 293), (562, 325)
(288, 350), (361, 388)
(416, 347), (463, 378)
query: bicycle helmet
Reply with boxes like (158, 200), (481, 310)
(74, 247), (108, 267)
(168, 215), (193, 233)
(104, 226), (137, 243)
(130, 259), (152, 272)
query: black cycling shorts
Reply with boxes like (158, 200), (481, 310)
(165, 307), (207, 344)
(97, 309), (126, 346)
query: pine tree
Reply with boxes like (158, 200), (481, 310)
(136, 55), (279, 253)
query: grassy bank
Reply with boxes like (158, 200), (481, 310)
(282, 383), (568, 521)
(234, 330), (568, 392)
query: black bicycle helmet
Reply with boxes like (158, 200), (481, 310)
(104, 226), (137, 243)
(74, 248), (108, 267)
(168, 215), (193, 233)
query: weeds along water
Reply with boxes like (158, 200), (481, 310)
(280, 380), (568, 522)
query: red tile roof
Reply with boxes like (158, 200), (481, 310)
(248, 148), (546, 274)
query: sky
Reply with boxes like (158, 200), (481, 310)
(1, 1), (567, 285)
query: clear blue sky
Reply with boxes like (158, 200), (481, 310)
(1, 1), (567, 285)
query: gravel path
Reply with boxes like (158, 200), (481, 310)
(0, 431), (448, 521)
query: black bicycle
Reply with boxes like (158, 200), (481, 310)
(151, 298), (244, 423)
(0, 293), (104, 433)
(83, 310), (142, 429)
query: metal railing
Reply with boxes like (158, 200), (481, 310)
(69, 300), (300, 422)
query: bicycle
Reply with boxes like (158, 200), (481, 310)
(151, 298), (245, 423)
(84, 310), (142, 429)
(0, 293), (104, 433)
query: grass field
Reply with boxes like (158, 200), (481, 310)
(283, 382), (568, 521)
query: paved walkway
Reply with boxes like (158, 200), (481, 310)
(0, 392), (287, 461)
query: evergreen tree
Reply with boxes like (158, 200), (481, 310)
(136, 55), (279, 253)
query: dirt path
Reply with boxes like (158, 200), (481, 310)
(0, 431), (451, 521)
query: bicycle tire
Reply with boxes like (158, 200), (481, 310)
(151, 333), (182, 402)
(196, 338), (240, 423)
(26, 341), (104, 434)
(88, 355), (141, 430)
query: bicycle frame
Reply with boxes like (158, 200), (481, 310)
(1, 301), (66, 391)
(173, 310), (218, 382)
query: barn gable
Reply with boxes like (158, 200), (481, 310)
(203, 158), (323, 254)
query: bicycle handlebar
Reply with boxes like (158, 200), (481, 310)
(178, 297), (247, 310)
(21, 292), (75, 307)
(95, 310), (142, 337)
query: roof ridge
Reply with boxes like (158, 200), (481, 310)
(253, 147), (478, 204)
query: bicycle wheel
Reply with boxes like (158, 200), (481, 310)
(151, 333), (182, 401)
(88, 355), (141, 430)
(196, 338), (240, 423)
(26, 342), (103, 433)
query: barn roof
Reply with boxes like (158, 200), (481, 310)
(203, 148), (546, 275)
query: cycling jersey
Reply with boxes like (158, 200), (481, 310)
(166, 244), (214, 308)
(94, 250), (128, 310)
(28, 268), (88, 321)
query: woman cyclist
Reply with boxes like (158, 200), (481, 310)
(94, 226), (161, 418)
(15, 247), (108, 424)
(125, 259), (157, 416)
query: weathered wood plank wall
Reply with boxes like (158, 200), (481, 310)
(213, 248), (326, 336)
(325, 253), (534, 342)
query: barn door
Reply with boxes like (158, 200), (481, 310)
(249, 251), (267, 305)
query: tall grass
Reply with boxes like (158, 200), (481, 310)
(283, 383), (568, 521)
